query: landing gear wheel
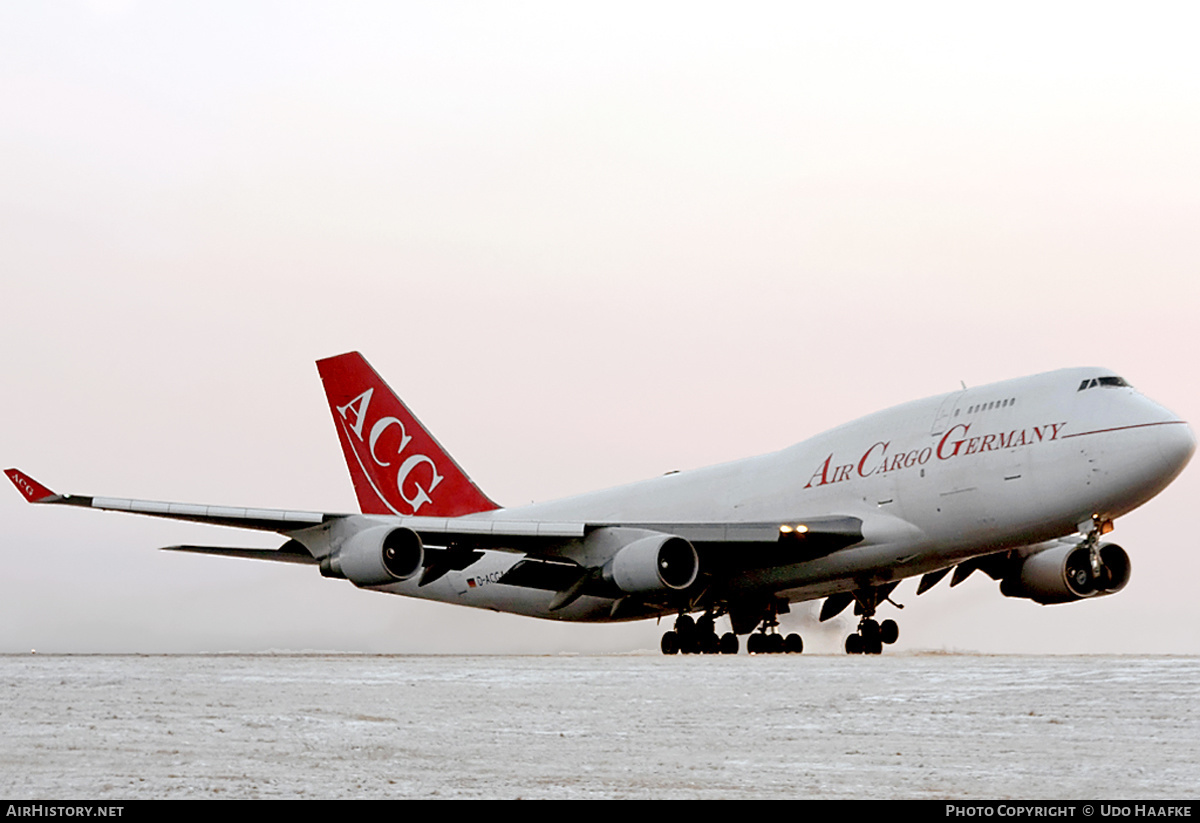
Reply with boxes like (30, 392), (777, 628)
(784, 633), (804, 654)
(661, 631), (679, 655)
(719, 632), (739, 655)
(672, 614), (699, 654)
(843, 585), (905, 655)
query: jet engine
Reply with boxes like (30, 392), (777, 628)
(603, 533), (699, 594)
(1000, 541), (1130, 604)
(319, 525), (424, 587)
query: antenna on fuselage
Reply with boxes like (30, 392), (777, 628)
(960, 380), (967, 390)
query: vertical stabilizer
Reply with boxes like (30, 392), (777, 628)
(316, 352), (499, 517)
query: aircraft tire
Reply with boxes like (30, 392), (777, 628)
(661, 632), (680, 655)
(785, 633), (804, 654)
(719, 632), (738, 654)
(880, 619), (899, 645)
(845, 633), (863, 655)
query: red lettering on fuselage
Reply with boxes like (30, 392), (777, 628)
(803, 421), (1068, 492)
(858, 442), (888, 477)
(937, 424), (970, 459)
(804, 454), (834, 488)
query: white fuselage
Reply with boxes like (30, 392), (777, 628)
(367, 368), (1194, 621)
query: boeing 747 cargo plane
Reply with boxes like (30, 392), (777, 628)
(7, 353), (1194, 654)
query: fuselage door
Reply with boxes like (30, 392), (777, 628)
(931, 391), (964, 436)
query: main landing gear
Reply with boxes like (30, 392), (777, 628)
(844, 617), (899, 655)
(820, 584), (902, 654)
(660, 601), (805, 655)
(746, 630), (804, 655)
(744, 606), (803, 654)
(660, 614), (738, 655)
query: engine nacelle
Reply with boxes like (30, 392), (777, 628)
(1000, 541), (1131, 604)
(320, 526), (424, 587)
(603, 533), (699, 594)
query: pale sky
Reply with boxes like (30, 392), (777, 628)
(3, 1), (1199, 653)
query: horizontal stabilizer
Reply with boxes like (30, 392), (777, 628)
(161, 540), (317, 565)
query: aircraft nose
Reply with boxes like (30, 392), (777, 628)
(1157, 420), (1196, 479)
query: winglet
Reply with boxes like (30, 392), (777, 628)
(316, 352), (499, 517)
(5, 469), (60, 503)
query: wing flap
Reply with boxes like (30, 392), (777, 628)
(498, 557), (587, 591)
(402, 516), (585, 540)
(93, 496), (325, 529)
(618, 515), (863, 547)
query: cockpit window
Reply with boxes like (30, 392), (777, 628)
(1078, 376), (1132, 391)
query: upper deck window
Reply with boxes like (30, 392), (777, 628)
(1078, 376), (1131, 391)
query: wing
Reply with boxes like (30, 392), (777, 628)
(7, 467), (863, 577)
(7, 468), (331, 531)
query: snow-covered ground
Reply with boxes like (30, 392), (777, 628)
(2, 654), (1196, 799)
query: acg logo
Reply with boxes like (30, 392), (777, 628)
(335, 388), (444, 515)
(9, 471), (35, 498)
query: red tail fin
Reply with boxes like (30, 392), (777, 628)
(316, 352), (499, 517)
(6, 468), (58, 503)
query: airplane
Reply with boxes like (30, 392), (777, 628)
(6, 353), (1195, 655)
